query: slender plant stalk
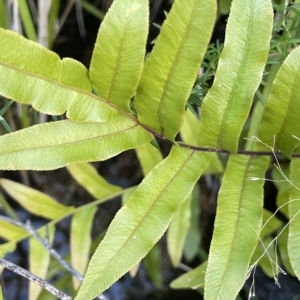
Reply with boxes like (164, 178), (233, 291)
(0, 257), (72, 300)
(0, 215), (109, 300)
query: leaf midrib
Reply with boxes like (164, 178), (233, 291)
(86, 150), (196, 297)
(0, 61), (118, 114)
(106, 0), (135, 103)
(216, 2), (254, 150)
(276, 67), (300, 153)
(0, 122), (139, 155)
(157, 0), (198, 136)
(216, 155), (254, 299)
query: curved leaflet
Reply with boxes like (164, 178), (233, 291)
(0, 114), (151, 170)
(135, 0), (216, 140)
(75, 146), (211, 300)
(89, 0), (148, 112)
(198, 0), (272, 152)
(0, 28), (118, 122)
(204, 155), (269, 300)
(67, 163), (121, 199)
(0, 179), (73, 219)
(288, 158), (300, 280)
(258, 46), (300, 158)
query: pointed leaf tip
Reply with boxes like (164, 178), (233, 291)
(135, 0), (216, 140)
(204, 155), (269, 300)
(90, 0), (149, 112)
(198, 0), (273, 152)
(0, 28), (118, 122)
(0, 115), (151, 170)
(76, 147), (211, 299)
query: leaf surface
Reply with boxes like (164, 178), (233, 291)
(135, 142), (163, 176)
(181, 109), (199, 146)
(170, 260), (207, 290)
(135, 0), (216, 140)
(0, 28), (118, 122)
(272, 165), (290, 218)
(29, 226), (55, 300)
(260, 209), (282, 238)
(76, 146), (211, 299)
(71, 206), (97, 289)
(288, 158), (300, 280)
(198, 0), (273, 152)
(0, 115), (151, 170)
(90, 0), (148, 112)
(183, 185), (201, 261)
(167, 191), (192, 267)
(204, 155), (269, 300)
(182, 110), (223, 174)
(67, 163), (121, 199)
(219, 0), (232, 14)
(258, 46), (300, 158)
(0, 242), (16, 260)
(278, 227), (295, 276)
(144, 244), (163, 288)
(0, 219), (26, 240)
(251, 237), (277, 278)
(0, 179), (73, 219)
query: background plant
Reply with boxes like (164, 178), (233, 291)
(1, 0), (300, 300)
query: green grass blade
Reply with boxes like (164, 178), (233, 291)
(0, 0), (8, 28)
(0, 116), (12, 132)
(81, 0), (105, 20)
(0, 193), (20, 220)
(48, 0), (60, 49)
(0, 100), (13, 116)
(18, 0), (37, 41)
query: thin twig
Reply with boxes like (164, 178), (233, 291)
(0, 257), (72, 300)
(25, 220), (84, 281)
(0, 215), (109, 300)
(143, 125), (300, 157)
